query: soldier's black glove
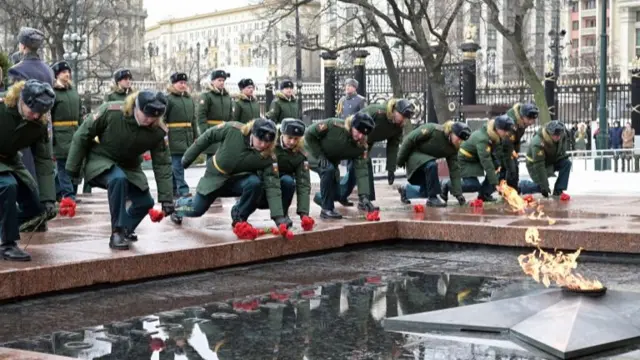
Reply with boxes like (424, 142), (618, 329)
(318, 156), (330, 170)
(67, 170), (80, 179)
(161, 202), (175, 215)
(181, 156), (190, 169)
(387, 171), (395, 185)
(358, 194), (376, 212)
(43, 201), (57, 218)
(273, 216), (293, 229)
(455, 195), (466, 206)
(541, 189), (550, 198)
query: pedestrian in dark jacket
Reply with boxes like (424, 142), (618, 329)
(609, 121), (623, 149)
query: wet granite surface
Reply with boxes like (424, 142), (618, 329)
(2, 243), (640, 359)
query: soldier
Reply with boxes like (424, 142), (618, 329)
(305, 112), (378, 219)
(50, 61), (82, 202)
(335, 78), (366, 119)
(397, 121), (471, 207)
(66, 90), (174, 250)
(170, 119), (289, 229)
(165, 72), (197, 198)
(104, 68), (134, 102)
(265, 79), (298, 124)
(500, 102), (539, 189)
(338, 98), (414, 206)
(442, 115), (514, 202)
(0, 80), (57, 261)
(198, 69), (233, 161)
(253, 118), (310, 225)
(233, 78), (260, 123)
(7, 27), (54, 85)
(519, 120), (572, 198)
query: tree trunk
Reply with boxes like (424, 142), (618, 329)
(423, 58), (453, 124)
(509, 38), (551, 125)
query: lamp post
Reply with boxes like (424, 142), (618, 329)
(62, 0), (87, 82)
(487, 49), (496, 86)
(196, 42), (201, 91)
(145, 42), (158, 81)
(548, 29), (567, 80)
(596, 0), (608, 168)
(294, 0), (303, 118)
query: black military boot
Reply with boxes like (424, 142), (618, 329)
(320, 209), (343, 219)
(478, 194), (497, 202)
(426, 196), (447, 208)
(170, 213), (183, 225)
(338, 199), (354, 207)
(0, 244), (31, 262)
(109, 230), (129, 250)
(552, 190), (563, 197)
(440, 183), (450, 202)
(230, 205), (245, 227)
(124, 229), (138, 242)
(398, 185), (411, 204)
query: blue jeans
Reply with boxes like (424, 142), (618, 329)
(171, 155), (189, 196)
(519, 158), (572, 194)
(257, 175), (296, 215)
(405, 161), (441, 199)
(20, 147), (37, 182)
(0, 173), (44, 245)
(313, 162), (339, 211)
(175, 174), (262, 220)
(90, 166), (154, 232)
(55, 158), (75, 200)
(442, 176), (494, 198)
(339, 159), (375, 201)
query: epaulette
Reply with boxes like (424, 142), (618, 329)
(420, 127), (432, 136)
(317, 121), (330, 131)
(107, 103), (123, 111)
(271, 153), (277, 161)
(376, 109), (385, 115)
(228, 121), (243, 130)
(332, 120), (345, 128)
(433, 124), (444, 131)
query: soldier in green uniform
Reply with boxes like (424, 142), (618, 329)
(253, 118), (310, 225)
(104, 68), (134, 102)
(233, 78), (260, 124)
(500, 102), (539, 189)
(66, 90), (174, 250)
(171, 119), (290, 229)
(442, 115), (514, 202)
(305, 112), (378, 219)
(265, 79), (298, 123)
(198, 69), (233, 161)
(165, 72), (197, 198)
(50, 61), (82, 202)
(397, 121), (471, 207)
(519, 120), (572, 198)
(338, 98), (413, 206)
(0, 80), (57, 261)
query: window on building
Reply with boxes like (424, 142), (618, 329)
(583, 36), (596, 46)
(571, 2), (579, 12)
(583, 0), (595, 9)
(636, 28), (640, 48)
(636, 11), (640, 21)
(583, 17), (596, 27)
(572, 20), (579, 30)
(572, 38), (579, 48)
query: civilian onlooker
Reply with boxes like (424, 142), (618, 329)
(574, 122), (587, 155)
(609, 121), (623, 150)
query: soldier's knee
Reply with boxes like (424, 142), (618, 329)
(424, 161), (438, 172)
(280, 175), (295, 191)
(0, 175), (18, 196)
(243, 175), (262, 191)
(139, 194), (155, 211)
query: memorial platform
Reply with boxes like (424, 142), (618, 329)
(0, 182), (639, 303)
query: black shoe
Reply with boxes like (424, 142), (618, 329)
(170, 213), (183, 225)
(441, 183), (450, 202)
(338, 199), (354, 207)
(320, 209), (343, 219)
(552, 190), (563, 197)
(124, 230), (138, 242)
(398, 185), (411, 204)
(1, 244), (31, 262)
(357, 202), (380, 212)
(109, 231), (129, 250)
(426, 196), (447, 208)
(479, 194), (497, 202)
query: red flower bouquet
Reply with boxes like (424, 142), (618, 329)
(301, 216), (315, 231)
(59, 197), (77, 217)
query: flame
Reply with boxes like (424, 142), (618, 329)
(498, 181), (603, 290)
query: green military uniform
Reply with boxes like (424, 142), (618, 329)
(197, 86), (233, 156)
(51, 80), (82, 200)
(233, 94), (260, 124)
(397, 122), (463, 198)
(165, 86), (197, 154)
(457, 119), (504, 199)
(265, 91), (298, 124)
(500, 104), (528, 186)
(304, 118), (370, 212)
(103, 86), (134, 102)
(522, 126), (571, 195)
(175, 121), (284, 221)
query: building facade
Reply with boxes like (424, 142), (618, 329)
(144, 3), (322, 85)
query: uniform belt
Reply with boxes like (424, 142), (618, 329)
(459, 148), (474, 158)
(167, 122), (192, 128)
(526, 155), (534, 162)
(207, 120), (224, 125)
(53, 121), (78, 127)
(212, 155), (227, 174)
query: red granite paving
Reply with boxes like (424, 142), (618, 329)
(0, 348), (73, 359)
(0, 184), (639, 301)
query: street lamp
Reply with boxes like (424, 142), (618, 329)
(63, 0), (87, 82)
(143, 42), (158, 80)
(548, 29), (567, 79)
(487, 49), (497, 85)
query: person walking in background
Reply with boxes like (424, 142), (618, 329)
(609, 121), (623, 150)
(336, 78), (366, 119)
(574, 122), (587, 156)
(622, 121), (636, 171)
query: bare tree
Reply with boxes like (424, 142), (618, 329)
(481, 0), (552, 124)
(566, 41), (619, 82)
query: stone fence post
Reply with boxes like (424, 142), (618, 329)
(320, 52), (338, 119)
(352, 50), (369, 99)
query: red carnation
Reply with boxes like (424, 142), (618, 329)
(301, 216), (315, 231)
(149, 338), (165, 352)
(142, 152), (151, 161)
(59, 197), (77, 218)
(277, 223), (294, 240)
(560, 193), (571, 201)
(148, 208), (164, 222)
(270, 227), (279, 235)
(285, 231), (294, 240)
(413, 204), (425, 213)
(469, 199), (484, 208)
(366, 210), (380, 221)
(523, 194), (534, 203)
(233, 222), (259, 240)
(270, 291), (290, 301)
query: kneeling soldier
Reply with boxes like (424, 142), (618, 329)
(397, 121), (471, 207)
(0, 80), (57, 261)
(253, 118), (310, 225)
(443, 115), (514, 202)
(305, 113), (377, 219)
(500, 102), (538, 189)
(519, 120), (572, 198)
(165, 72), (197, 198)
(172, 119), (289, 229)
(66, 90), (174, 250)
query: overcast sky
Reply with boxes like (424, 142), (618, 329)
(144, 0), (252, 27)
